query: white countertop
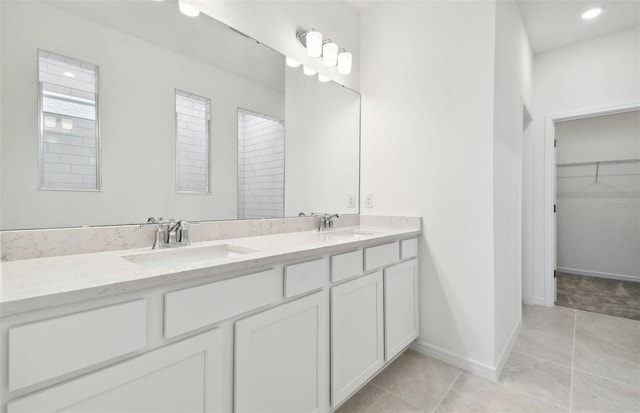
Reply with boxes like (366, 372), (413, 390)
(0, 226), (419, 316)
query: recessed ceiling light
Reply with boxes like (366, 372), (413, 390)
(63, 71), (75, 78)
(581, 7), (602, 20)
(178, 0), (200, 17)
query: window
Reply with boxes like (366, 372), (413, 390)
(176, 90), (211, 193)
(39, 50), (99, 190)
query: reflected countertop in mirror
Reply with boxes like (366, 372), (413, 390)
(0, 0), (361, 230)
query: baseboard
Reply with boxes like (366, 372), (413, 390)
(529, 296), (546, 306)
(410, 340), (498, 382)
(494, 320), (522, 379)
(557, 267), (639, 283)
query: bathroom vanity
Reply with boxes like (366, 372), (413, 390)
(0, 220), (420, 413)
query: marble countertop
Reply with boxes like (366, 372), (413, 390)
(0, 225), (420, 316)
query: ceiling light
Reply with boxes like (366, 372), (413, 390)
(305, 30), (323, 57)
(286, 57), (301, 68)
(44, 116), (57, 128)
(178, 0), (200, 17)
(303, 66), (317, 76)
(581, 7), (602, 20)
(61, 118), (73, 130)
(323, 41), (338, 67)
(318, 74), (330, 83)
(63, 71), (75, 78)
(337, 50), (352, 75)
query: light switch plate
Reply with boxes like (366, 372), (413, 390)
(365, 193), (373, 208)
(347, 194), (356, 208)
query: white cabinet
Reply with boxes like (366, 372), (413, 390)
(235, 292), (328, 413)
(7, 329), (224, 413)
(384, 259), (419, 361)
(330, 272), (384, 407)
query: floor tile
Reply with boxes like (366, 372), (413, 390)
(372, 349), (461, 412)
(436, 372), (568, 413)
(335, 382), (422, 413)
(574, 310), (640, 386)
(499, 350), (572, 408)
(512, 305), (575, 367)
(572, 370), (640, 413)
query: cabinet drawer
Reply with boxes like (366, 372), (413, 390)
(401, 238), (418, 259)
(165, 269), (282, 338)
(331, 250), (363, 282)
(364, 242), (400, 270)
(9, 300), (147, 392)
(284, 258), (328, 298)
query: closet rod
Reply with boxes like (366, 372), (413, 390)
(556, 158), (640, 168)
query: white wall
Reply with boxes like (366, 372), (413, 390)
(0, 1), (284, 229)
(192, 0), (360, 91)
(555, 111), (640, 280)
(492, 0), (532, 365)
(527, 27), (640, 304)
(284, 67), (360, 216)
(360, 0), (500, 372)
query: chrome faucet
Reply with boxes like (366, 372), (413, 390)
(316, 213), (341, 232)
(146, 217), (191, 249)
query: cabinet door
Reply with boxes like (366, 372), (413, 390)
(331, 271), (384, 407)
(235, 291), (328, 413)
(8, 329), (224, 413)
(384, 259), (419, 361)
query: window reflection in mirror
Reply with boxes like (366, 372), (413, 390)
(38, 50), (99, 190)
(237, 109), (285, 219)
(175, 90), (211, 194)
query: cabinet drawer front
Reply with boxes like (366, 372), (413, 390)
(364, 242), (400, 270)
(331, 250), (363, 283)
(284, 258), (328, 298)
(165, 269), (282, 338)
(401, 238), (418, 259)
(9, 300), (147, 392)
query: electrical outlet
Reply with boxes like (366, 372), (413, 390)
(347, 194), (356, 208)
(365, 193), (373, 208)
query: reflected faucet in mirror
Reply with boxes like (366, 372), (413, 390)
(147, 217), (191, 249)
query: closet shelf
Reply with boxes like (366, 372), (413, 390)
(556, 158), (639, 167)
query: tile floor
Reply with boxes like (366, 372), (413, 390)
(336, 305), (640, 413)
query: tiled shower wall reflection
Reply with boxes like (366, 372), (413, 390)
(39, 51), (98, 190)
(176, 91), (210, 193)
(237, 109), (285, 219)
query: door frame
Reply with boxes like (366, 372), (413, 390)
(542, 101), (640, 306)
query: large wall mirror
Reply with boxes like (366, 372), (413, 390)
(0, 0), (361, 230)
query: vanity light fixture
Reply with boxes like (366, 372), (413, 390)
(318, 74), (330, 83)
(178, 0), (200, 17)
(303, 66), (317, 76)
(44, 116), (57, 128)
(337, 49), (352, 75)
(297, 29), (323, 58)
(286, 57), (301, 68)
(61, 118), (73, 130)
(322, 41), (338, 67)
(297, 28), (353, 76)
(581, 7), (602, 19)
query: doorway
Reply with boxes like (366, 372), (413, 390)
(552, 110), (639, 319)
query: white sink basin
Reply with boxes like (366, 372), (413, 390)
(123, 244), (260, 269)
(319, 229), (378, 241)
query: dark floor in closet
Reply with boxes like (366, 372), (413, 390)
(556, 272), (640, 320)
